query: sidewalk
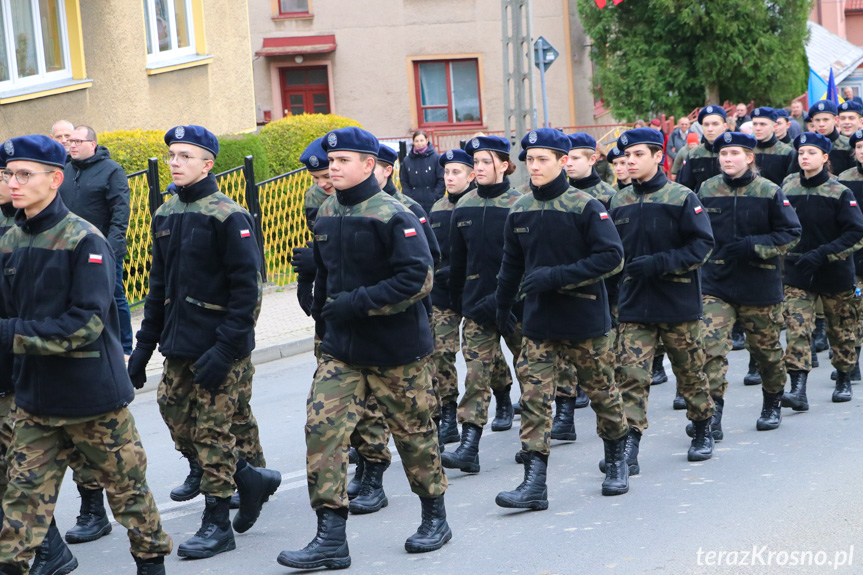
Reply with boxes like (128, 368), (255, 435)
(133, 284), (315, 392)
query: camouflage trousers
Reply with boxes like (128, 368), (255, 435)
(617, 321), (714, 432)
(783, 286), (859, 373)
(702, 296), (787, 396)
(431, 306), (462, 405)
(306, 355), (447, 510)
(458, 319), (529, 426)
(158, 356), (256, 498)
(349, 392), (392, 465)
(0, 406), (172, 571)
(521, 336), (628, 454)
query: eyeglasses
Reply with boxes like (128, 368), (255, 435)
(163, 152), (202, 166)
(0, 170), (56, 184)
(68, 139), (94, 146)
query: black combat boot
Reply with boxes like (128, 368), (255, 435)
(346, 454), (365, 500)
(64, 486), (111, 544)
(177, 495), (235, 558)
(495, 452), (548, 510)
(348, 447), (359, 465)
(687, 418), (715, 461)
(744, 357), (762, 386)
(170, 453), (203, 502)
(598, 428), (641, 476)
(781, 370), (809, 411)
(811, 340), (820, 368)
(601, 437), (630, 496)
(134, 556), (166, 575)
(30, 519), (77, 575)
(834, 347), (862, 381)
(491, 386), (513, 431)
(277, 508), (350, 570)
(514, 450), (524, 464)
(813, 317), (829, 352)
(731, 322), (746, 351)
(0, 567), (22, 575)
(686, 396), (723, 441)
(512, 398), (522, 415)
(651, 354), (668, 385)
(756, 389), (783, 431)
(348, 460), (389, 514)
(550, 396), (577, 441)
(833, 371), (853, 403)
(440, 423), (481, 473)
(405, 495), (452, 553)
(233, 460), (282, 533)
(672, 390), (686, 410)
(438, 402), (460, 444)
(574, 385), (590, 408)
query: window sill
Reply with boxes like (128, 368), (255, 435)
(273, 12), (313, 20)
(0, 78), (93, 105)
(417, 123), (486, 131)
(146, 54), (213, 76)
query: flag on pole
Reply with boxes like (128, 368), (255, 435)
(826, 68), (840, 105)
(808, 67), (828, 104)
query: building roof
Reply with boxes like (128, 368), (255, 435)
(847, 0), (863, 12)
(255, 35), (337, 57)
(806, 21), (863, 83)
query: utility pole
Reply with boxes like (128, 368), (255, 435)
(501, 0), (537, 187)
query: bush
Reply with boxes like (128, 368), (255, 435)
(214, 133), (271, 181)
(260, 114), (362, 175)
(97, 129), (172, 190)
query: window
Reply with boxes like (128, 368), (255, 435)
(0, 0), (72, 90)
(144, 0), (196, 63)
(279, 0), (309, 16)
(280, 66), (329, 117)
(413, 59), (481, 128)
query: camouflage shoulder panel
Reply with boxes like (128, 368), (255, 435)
(316, 192), (340, 218)
(688, 145), (715, 160)
(430, 195), (455, 214)
(822, 179), (852, 199)
(453, 189), (482, 209)
(642, 181), (692, 207)
(583, 181), (616, 205)
(697, 174), (726, 198)
(608, 186), (638, 209)
(154, 193), (182, 218)
(781, 173), (800, 191)
(26, 213), (105, 252)
(347, 190), (412, 224)
(834, 134), (851, 151)
(774, 140), (794, 155)
(394, 190), (422, 211)
(838, 167), (863, 183)
(155, 192), (250, 222)
(304, 184), (328, 210)
(747, 176), (780, 199)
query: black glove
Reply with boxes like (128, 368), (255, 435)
(496, 307), (517, 336)
(322, 292), (359, 322)
(297, 281), (313, 316)
(291, 246), (317, 281)
(472, 294), (497, 325)
(715, 238), (751, 262)
(627, 255), (660, 278)
(795, 249), (826, 277)
(522, 266), (562, 295)
(434, 267), (451, 290)
(127, 346), (155, 389)
(192, 343), (235, 391)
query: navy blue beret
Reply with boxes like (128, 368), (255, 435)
(803, 113), (811, 123)
(606, 146), (625, 163)
(849, 130), (863, 149)
(519, 128), (570, 156)
(3, 135), (66, 169)
(809, 100), (838, 117)
(698, 105), (727, 124)
(775, 108), (790, 119)
(465, 135), (510, 157)
(751, 107), (777, 122)
(165, 125), (219, 157)
(566, 132), (597, 151)
(0, 141), (7, 169)
(713, 131), (757, 152)
(794, 132), (832, 154)
(439, 148), (473, 168)
(299, 137), (329, 171)
(376, 143), (398, 166)
(322, 127), (379, 155)
(617, 128), (664, 151)
(518, 149), (527, 162)
(839, 100), (863, 116)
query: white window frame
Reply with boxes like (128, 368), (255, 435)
(144, 0), (196, 64)
(0, 0), (73, 92)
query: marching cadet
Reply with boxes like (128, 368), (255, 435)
(608, 128), (716, 471)
(278, 128), (450, 571)
(0, 135), (172, 575)
(793, 101), (855, 177)
(429, 149), (476, 446)
(781, 132), (863, 409)
(444, 136), (527, 474)
(696, 132), (801, 435)
(607, 145), (631, 190)
(128, 125), (281, 559)
(495, 128), (630, 510)
(775, 109), (795, 145)
(838, 100), (863, 137)
(677, 105), (728, 193)
(836, 129), (863, 382)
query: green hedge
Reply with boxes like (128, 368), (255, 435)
(260, 114), (362, 175)
(97, 129), (172, 190)
(214, 133), (270, 181)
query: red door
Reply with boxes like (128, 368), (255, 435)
(280, 67), (330, 117)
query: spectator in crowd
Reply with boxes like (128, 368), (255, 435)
(667, 116), (693, 163)
(791, 100), (806, 132)
(739, 121), (754, 136)
(734, 103), (751, 131)
(634, 119), (647, 128)
(670, 132), (700, 181)
(50, 120), (74, 161)
(842, 86), (863, 106)
(399, 130), (445, 214)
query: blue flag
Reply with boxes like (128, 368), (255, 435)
(826, 68), (839, 105)
(808, 67), (828, 104)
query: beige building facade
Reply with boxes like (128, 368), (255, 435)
(0, 0), (256, 139)
(250, 0), (610, 141)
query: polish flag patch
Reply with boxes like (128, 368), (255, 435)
(404, 228), (417, 237)
(240, 229), (251, 238)
(694, 206), (703, 214)
(783, 199), (791, 206)
(851, 200), (858, 207)
(599, 212), (610, 220)
(419, 217), (427, 224)
(88, 253), (103, 264)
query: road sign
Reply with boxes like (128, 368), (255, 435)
(534, 36), (559, 72)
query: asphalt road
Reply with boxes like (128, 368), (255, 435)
(51, 347), (862, 575)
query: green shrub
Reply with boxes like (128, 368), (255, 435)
(214, 133), (270, 181)
(97, 129), (172, 190)
(260, 114), (362, 175)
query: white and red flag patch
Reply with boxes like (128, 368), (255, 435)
(851, 200), (858, 207)
(240, 229), (251, 238)
(419, 217), (427, 224)
(599, 212), (610, 220)
(694, 206), (703, 214)
(783, 199), (791, 206)
(88, 253), (103, 264)
(404, 228), (417, 237)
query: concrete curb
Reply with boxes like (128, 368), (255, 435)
(134, 335), (315, 395)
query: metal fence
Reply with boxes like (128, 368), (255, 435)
(122, 156), (314, 306)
